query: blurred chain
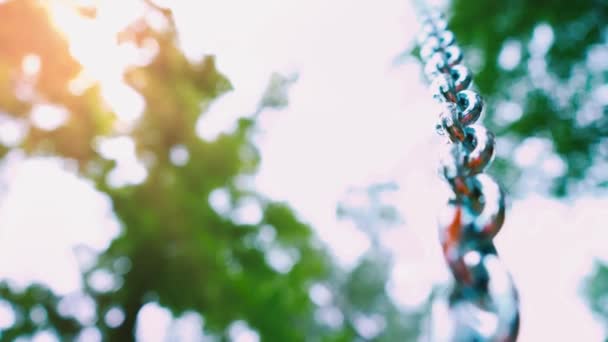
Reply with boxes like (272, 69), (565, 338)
(416, 10), (520, 342)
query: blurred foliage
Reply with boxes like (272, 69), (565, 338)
(0, 284), (81, 340)
(335, 182), (424, 341)
(0, 1), (423, 341)
(447, 0), (608, 196)
(447, 0), (608, 339)
(585, 263), (608, 338)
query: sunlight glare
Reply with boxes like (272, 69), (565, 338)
(22, 54), (41, 76)
(30, 104), (69, 131)
(45, 0), (148, 124)
(0, 113), (28, 147)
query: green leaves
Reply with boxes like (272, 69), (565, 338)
(0, 2), (418, 340)
(448, 0), (608, 195)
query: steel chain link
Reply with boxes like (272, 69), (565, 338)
(417, 10), (520, 342)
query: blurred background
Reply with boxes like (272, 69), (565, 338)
(0, 0), (606, 341)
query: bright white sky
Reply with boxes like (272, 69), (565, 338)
(0, 0), (606, 341)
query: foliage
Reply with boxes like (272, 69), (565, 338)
(448, 0), (608, 196)
(585, 263), (608, 335)
(335, 183), (424, 341)
(0, 1), (422, 341)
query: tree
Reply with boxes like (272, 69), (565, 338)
(335, 183), (425, 341)
(0, 1), (423, 340)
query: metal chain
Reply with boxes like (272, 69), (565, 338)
(416, 10), (520, 341)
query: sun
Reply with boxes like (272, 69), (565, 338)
(43, 0), (151, 123)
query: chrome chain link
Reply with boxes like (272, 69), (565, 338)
(417, 10), (520, 341)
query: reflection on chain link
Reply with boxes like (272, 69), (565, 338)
(417, 10), (520, 342)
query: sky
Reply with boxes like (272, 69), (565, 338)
(0, 0), (606, 341)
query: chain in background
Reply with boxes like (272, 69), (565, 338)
(416, 10), (520, 341)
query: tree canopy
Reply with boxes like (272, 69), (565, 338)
(448, 0), (607, 197)
(0, 1), (421, 340)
